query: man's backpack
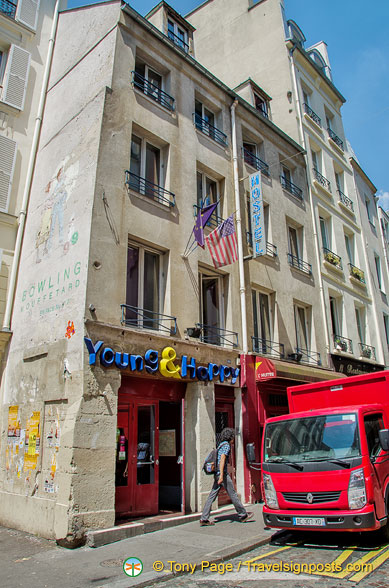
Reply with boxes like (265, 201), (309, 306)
(203, 448), (217, 475)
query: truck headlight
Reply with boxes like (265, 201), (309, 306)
(263, 473), (279, 509)
(348, 468), (367, 510)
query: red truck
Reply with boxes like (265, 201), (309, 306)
(261, 370), (389, 538)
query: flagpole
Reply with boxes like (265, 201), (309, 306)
(230, 99), (248, 354)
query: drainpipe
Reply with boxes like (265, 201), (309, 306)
(230, 99), (248, 353)
(2, 0), (61, 332)
(288, 44), (331, 354)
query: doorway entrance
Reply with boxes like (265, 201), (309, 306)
(115, 378), (185, 520)
(215, 387), (236, 506)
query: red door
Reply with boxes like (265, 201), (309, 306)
(115, 400), (159, 518)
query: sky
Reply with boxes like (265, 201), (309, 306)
(66, 0), (389, 209)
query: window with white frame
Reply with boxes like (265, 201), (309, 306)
(365, 196), (373, 224)
(132, 59), (175, 112)
(194, 99), (221, 141)
(253, 92), (269, 118)
(335, 171), (344, 194)
(196, 170), (220, 219)
(126, 242), (165, 331)
(311, 148), (321, 173)
(355, 306), (365, 344)
(344, 232), (354, 266)
(319, 216), (330, 250)
(288, 225), (302, 260)
(199, 271), (225, 345)
(374, 253), (382, 290)
(167, 18), (189, 52)
(383, 314), (389, 346)
(0, 44), (31, 110)
(252, 290), (273, 351)
(294, 304), (310, 351)
(329, 296), (341, 339)
(129, 133), (172, 205)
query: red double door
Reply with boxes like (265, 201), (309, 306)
(115, 378), (184, 519)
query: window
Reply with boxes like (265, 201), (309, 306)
(0, 44), (31, 110)
(329, 296), (341, 337)
(196, 170), (220, 219)
(311, 149), (321, 172)
(374, 254), (382, 290)
(281, 165), (292, 185)
(383, 314), (389, 346)
(302, 89), (310, 107)
(326, 113), (333, 132)
(319, 216), (330, 250)
(254, 93), (268, 118)
(133, 59), (174, 111)
(130, 134), (161, 191)
(364, 414), (384, 459)
(167, 18), (189, 52)
(335, 171), (343, 193)
(294, 304), (309, 350)
(252, 290), (273, 349)
(355, 307), (365, 344)
(126, 243), (163, 330)
(288, 226), (301, 259)
(365, 196), (373, 224)
(200, 272), (224, 345)
(344, 233), (354, 265)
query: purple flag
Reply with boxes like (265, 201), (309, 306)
(193, 202), (218, 248)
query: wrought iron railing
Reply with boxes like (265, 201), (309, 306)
(348, 263), (365, 284)
(193, 113), (228, 146)
(280, 176), (303, 200)
(287, 253), (312, 274)
(121, 304), (177, 335)
(125, 171), (175, 207)
(323, 247), (342, 269)
(359, 343), (376, 361)
(333, 334), (353, 354)
(303, 103), (321, 127)
(313, 168), (331, 193)
(195, 323), (238, 348)
(246, 232), (277, 257)
(167, 30), (189, 52)
(131, 71), (175, 111)
(0, 0), (16, 18)
(328, 128), (344, 151)
(297, 347), (322, 366)
(193, 204), (223, 229)
(252, 337), (284, 359)
(337, 189), (354, 212)
(242, 147), (270, 177)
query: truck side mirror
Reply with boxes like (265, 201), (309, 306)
(246, 442), (256, 463)
(379, 429), (389, 451)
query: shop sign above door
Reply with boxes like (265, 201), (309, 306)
(84, 338), (240, 385)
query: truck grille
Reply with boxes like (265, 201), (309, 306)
(282, 491), (341, 504)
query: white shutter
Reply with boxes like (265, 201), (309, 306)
(0, 135), (17, 212)
(2, 45), (31, 111)
(15, 0), (40, 32)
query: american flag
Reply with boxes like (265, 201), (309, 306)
(205, 215), (238, 268)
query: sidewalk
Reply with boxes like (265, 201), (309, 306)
(0, 503), (273, 588)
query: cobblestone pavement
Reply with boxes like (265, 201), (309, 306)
(158, 530), (389, 588)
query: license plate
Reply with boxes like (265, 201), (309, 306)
(293, 516), (325, 526)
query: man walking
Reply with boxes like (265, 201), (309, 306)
(200, 427), (254, 526)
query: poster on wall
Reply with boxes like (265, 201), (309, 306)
(159, 430), (176, 457)
(7, 406), (20, 438)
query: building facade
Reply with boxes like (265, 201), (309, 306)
(0, 0), (343, 544)
(0, 0), (66, 368)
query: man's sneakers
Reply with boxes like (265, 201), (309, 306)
(200, 519), (215, 526)
(240, 511), (254, 523)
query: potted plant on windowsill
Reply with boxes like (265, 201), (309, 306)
(350, 266), (364, 282)
(325, 251), (341, 268)
(334, 337), (347, 352)
(361, 347), (372, 359)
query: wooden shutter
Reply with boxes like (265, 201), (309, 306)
(2, 45), (31, 110)
(15, 0), (40, 32)
(0, 135), (17, 212)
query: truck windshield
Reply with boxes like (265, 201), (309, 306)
(264, 413), (360, 463)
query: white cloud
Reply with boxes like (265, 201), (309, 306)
(377, 190), (389, 212)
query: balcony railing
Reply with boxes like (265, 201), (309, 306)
(280, 176), (303, 200)
(303, 103), (321, 127)
(167, 30), (189, 53)
(287, 253), (312, 275)
(252, 337), (284, 359)
(0, 0), (16, 18)
(193, 204), (223, 229)
(242, 147), (270, 177)
(193, 113), (228, 146)
(121, 304), (177, 335)
(337, 189), (354, 212)
(194, 323), (238, 348)
(125, 171), (176, 207)
(359, 343), (376, 361)
(328, 128), (344, 151)
(313, 168), (331, 193)
(323, 247), (342, 270)
(132, 71), (175, 111)
(246, 232), (278, 257)
(296, 347), (322, 366)
(348, 263), (365, 284)
(333, 334), (353, 354)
